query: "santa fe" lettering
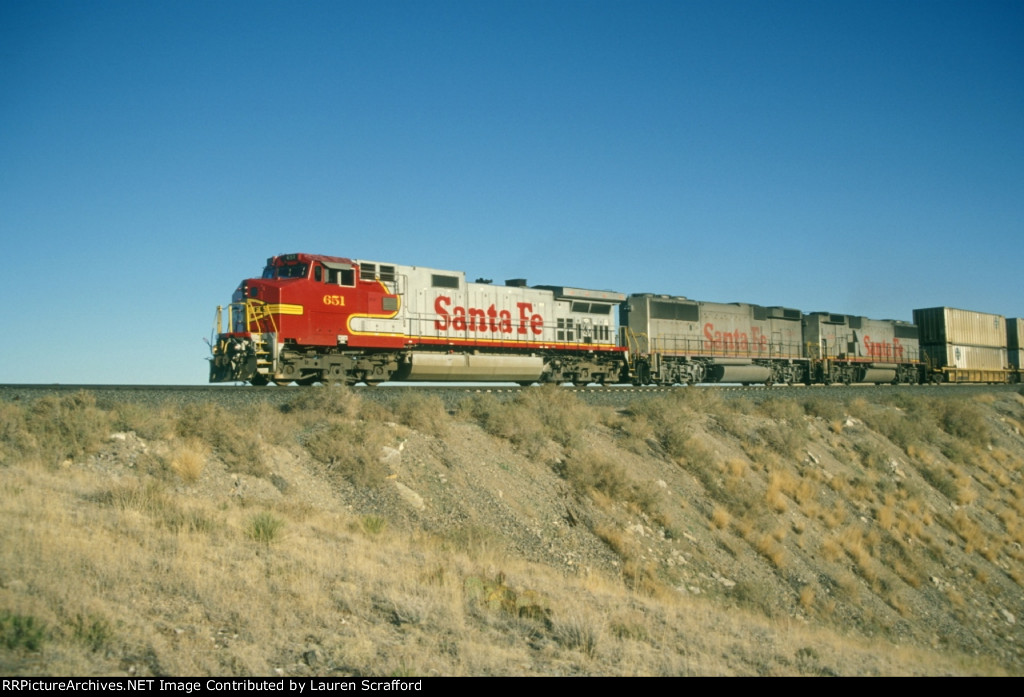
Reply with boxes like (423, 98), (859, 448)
(703, 323), (769, 353)
(434, 296), (543, 335)
(863, 335), (903, 360)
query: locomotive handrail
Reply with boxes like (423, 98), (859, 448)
(621, 327), (647, 361)
(245, 299), (279, 334)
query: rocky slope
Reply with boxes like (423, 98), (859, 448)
(1, 386), (1022, 675)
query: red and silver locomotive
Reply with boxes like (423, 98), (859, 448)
(209, 253), (627, 386)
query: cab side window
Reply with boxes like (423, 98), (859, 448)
(326, 268), (355, 286)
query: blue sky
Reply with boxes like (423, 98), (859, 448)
(2, 0), (1022, 384)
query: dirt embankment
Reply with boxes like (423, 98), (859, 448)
(1, 386), (1023, 675)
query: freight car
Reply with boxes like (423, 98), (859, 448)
(913, 307), (1013, 384)
(209, 253), (627, 386)
(209, 253), (1018, 386)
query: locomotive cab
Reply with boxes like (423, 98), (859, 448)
(210, 253), (370, 384)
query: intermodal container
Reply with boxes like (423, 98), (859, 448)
(913, 307), (1007, 348)
(921, 343), (1008, 371)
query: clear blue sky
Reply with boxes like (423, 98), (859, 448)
(2, 0), (1021, 384)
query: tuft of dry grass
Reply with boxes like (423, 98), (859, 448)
(169, 438), (207, 483)
(710, 506), (731, 530)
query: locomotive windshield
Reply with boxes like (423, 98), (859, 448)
(262, 262), (309, 279)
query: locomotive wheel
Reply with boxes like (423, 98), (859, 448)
(322, 365), (348, 386)
(250, 374), (269, 386)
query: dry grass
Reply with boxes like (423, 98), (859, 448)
(168, 438), (207, 483)
(1, 387), (1022, 676)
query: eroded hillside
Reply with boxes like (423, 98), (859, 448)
(1, 386), (1022, 675)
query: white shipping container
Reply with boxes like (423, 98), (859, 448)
(922, 343), (1008, 371)
(913, 307), (1006, 348)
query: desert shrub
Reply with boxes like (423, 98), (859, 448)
(515, 385), (589, 448)
(393, 393), (449, 437)
(855, 441), (889, 470)
(360, 514), (388, 535)
(460, 393), (547, 457)
(558, 448), (632, 500)
(0, 402), (35, 466)
(757, 421), (808, 457)
(70, 613), (114, 652)
(552, 612), (601, 657)
(861, 402), (931, 451)
(176, 403), (266, 477)
(803, 397), (845, 422)
(0, 612), (47, 652)
(248, 511), (284, 544)
(99, 479), (169, 515)
(281, 384), (362, 420)
(161, 505), (216, 534)
(460, 393), (513, 436)
(671, 386), (726, 415)
(302, 420), (389, 486)
(936, 400), (989, 446)
(920, 465), (957, 500)
(941, 439), (978, 466)
(658, 419), (692, 460)
(15, 392), (112, 467)
(247, 401), (296, 446)
(604, 408), (655, 454)
(111, 403), (174, 441)
(731, 579), (778, 618)
(757, 397), (804, 422)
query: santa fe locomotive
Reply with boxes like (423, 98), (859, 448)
(208, 252), (1021, 387)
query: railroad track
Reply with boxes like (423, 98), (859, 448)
(2, 382), (1018, 413)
